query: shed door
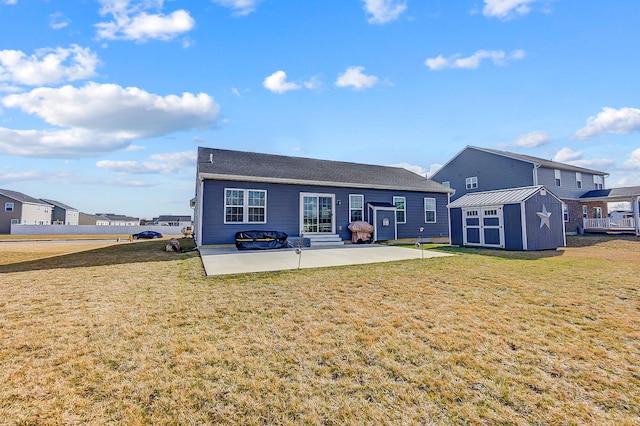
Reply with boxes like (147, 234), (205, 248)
(462, 206), (504, 248)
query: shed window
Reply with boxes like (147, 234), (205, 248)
(465, 176), (478, 189)
(563, 204), (569, 222)
(554, 169), (561, 187)
(224, 188), (266, 224)
(393, 196), (406, 224)
(424, 198), (436, 223)
(5, 202), (13, 212)
(349, 194), (364, 222)
(576, 172), (582, 189)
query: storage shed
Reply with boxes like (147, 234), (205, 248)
(448, 186), (566, 251)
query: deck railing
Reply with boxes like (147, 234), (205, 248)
(583, 217), (635, 229)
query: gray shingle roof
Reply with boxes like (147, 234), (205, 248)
(474, 146), (608, 176)
(41, 199), (78, 211)
(448, 186), (559, 208)
(197, 147), (453, 193)
(0, 188), (49, 205)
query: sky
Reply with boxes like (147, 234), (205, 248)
(1, 0), (639, 219)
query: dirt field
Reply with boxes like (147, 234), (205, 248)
(0, 235), (639, 424)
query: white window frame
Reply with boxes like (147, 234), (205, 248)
(576, 172), (582, 189)
(465, 176), (478, 190)
(10, 218), (19, 225)
(349, 194), (364, 223)
(582, 205), (588, 218)
(442, 181), (451, 188)
(424, 198), (436, 223)
(563, 204), (569, 222)
(554, 169), (561, 187)
(594, 207), (602, 219)
(5, 202), (13, 212)
(393, 196), (406, 224)
(594, 175), (603, 190)
(224, 188), (267, 224)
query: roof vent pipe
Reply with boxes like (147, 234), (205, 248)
(209, 153), (214, 163)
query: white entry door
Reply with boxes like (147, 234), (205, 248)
(301, 193), (335, 233)
(462, 206), (504, 248)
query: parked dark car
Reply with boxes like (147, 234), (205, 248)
(131, 231), (163, 239)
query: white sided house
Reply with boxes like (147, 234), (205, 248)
(0, 188), (52, 234)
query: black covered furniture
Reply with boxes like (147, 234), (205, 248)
(235, 230), (289, 250)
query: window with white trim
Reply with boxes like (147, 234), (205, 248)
(424, 198), (436, 223)
(465, 176), (478, 189)
(5, 202), (13, 212)
(224, 188), (266, 224)
(563, 204), (569, 222)
(349, 194), (364, 222)
(582, 205), (588, 218)
(442, 181), (450, 188)
(393, 196), (406, 224)
(594, 207), (602, 219)
(10, 219), (18, 225)
(576, 172), (582, 189)
(594, 175), (603, 190)
(554, 169), (561, 187)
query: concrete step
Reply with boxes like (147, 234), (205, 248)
(302, 233), (345, 247)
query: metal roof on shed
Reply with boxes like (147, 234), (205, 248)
(447, 186), (556, 208)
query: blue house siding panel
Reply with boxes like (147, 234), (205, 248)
(201, 179), (449, 244)
(449, 208), (463, 246)
(503, 204), (524, 250)
(538, 168), (602, 200)
(433, 148), (534, 201)
(523, 192), (565, 250)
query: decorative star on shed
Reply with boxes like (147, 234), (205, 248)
(537, 204), (552, 229)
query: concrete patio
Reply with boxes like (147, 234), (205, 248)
(199, 244), (454, 276)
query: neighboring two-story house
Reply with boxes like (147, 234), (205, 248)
(95, 213), (140, 226)
(430, 146), (609, 234)
(0, 189), (52, 234)
(41, 199), (79, 225)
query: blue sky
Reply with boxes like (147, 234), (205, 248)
(1, 0), (639, 219)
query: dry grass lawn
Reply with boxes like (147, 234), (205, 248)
(1, 235), (639, 424)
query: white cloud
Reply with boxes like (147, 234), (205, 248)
(553, 147), (582, 163)
(483, 0), (537, 20)
(569, 158), (616, 170)
(96, 0), (194, 42)
(124, 144), (146, 151)
(0, 83), (220, 158)
(511, 130), (549, 148)
(211, 0), (261, 16)
(263, 70), (301, 94)
(0, 45), (99, 86)
(335, 66), (379, 89)
(49, 12), (70, 29)
(303, 75), (323, 91)
(623, 149), (640, 170)
(96, 159), (181, 174)
(150, 150), (197, 167)
(363, 0), (407, 24)
(388, 162), (429, 177)
(425, 49), (525, 70)
(574, 107), (640, 139)
(2, 0), (17, 4)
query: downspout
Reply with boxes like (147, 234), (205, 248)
(196, 176), (205, 247)
(533, 163), (540, 186)
(447, 192), (452, 245)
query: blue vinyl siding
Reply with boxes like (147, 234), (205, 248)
(523, 192), (565, 250)
(449, 208), (463, 246)
(503, 204), (524, 250)
(537, 167), (601, 199)
(433, 148), (534, 201)
(201, 179), (449, 244)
